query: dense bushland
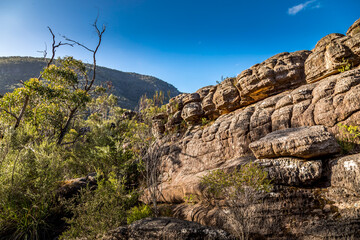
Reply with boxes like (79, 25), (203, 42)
(0, 53), (164, 239)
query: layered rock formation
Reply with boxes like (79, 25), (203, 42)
(144, 19), (360, 239)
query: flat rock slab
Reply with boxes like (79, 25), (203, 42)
(249, 125), (340, 159)
(255, 158), (322, 186)
(98, 217), (233, 240)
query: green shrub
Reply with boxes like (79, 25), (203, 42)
(200, 162), (272, 239)
(127, 205), (153, 224)
(0, 129), (65, 240)
(337, 123), (360, 153)
(338, 58), (352, 73)
(60, 172), (138, 239)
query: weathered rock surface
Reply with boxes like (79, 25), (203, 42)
(347, 18), (360, 37)
(328, 153), (360, 201)
(154, 68), (360, 204)
(236, 50), (311, 106)
(249, 126), (341, 159)
(98, 217), (232, 240)
(201, 86), (219, 119)
(255, 158), (322, 185)
(181, 102), (204, 123)
(152, 113), (167, 137)
(305, 30), (360, 84)
(145, 18), (360, 240)
(212, 78), (240, 113)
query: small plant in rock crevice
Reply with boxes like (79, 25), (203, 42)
(337, 123), (360, 153)
(338, 58), (353, 73)
(200, 162), (272, 240)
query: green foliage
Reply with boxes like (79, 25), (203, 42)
(60, 172), (138, 239)
(126, 205), (153, 224)
(200, 162), (272, 201)
(338, 58), (353, 73)
(201, 117), (210, 126)
(0, 53), (174, 238)
(337, 123), (360, 153)
(183, 194), (197, 204)
(200, 162), (272, 239)
(0, 128), (65, 239)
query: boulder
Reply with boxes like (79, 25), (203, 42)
(255, 158), (322, 186)
(347, 18), (360, 37)
(201, 86), (219, 119)
(167, 94), (188, 115)
(329, 153), (360, 198)
(181, 102), (204, 123)
(98, 217), (233, 240)
(249, 126), (341, 159)
(213, 78), (240, 113)
(165, 111), (183, 131)
(196, 86), (213, 100)
(236, 50), (311, 106)
(182, 93), (201, 105)
(305, 21), (360, 84)
(152, 113), (167, 137)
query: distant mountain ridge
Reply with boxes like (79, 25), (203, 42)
(0, 56), (181, 109)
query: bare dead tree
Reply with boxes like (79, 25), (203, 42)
(57, 19), (106, 145)
(142, 139), (167, 217)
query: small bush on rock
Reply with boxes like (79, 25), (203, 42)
(200, 162), (272, 240)
(337, 123), (360, 153)
(127, 205), (153, 224)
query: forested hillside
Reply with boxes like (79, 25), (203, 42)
(0, 56), (180, 109)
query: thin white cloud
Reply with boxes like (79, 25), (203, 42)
(288, 0), (317, 15)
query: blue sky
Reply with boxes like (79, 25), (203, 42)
(0, 0), (359, 93)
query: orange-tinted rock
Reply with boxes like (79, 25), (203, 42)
(181, 102), (204, 123)
(249, 126), (341, 159)
(347, 18), (360, 37)
(236, 50), (311, 106)
(213, 78), (240, 113)
(305, 22), (360, 84)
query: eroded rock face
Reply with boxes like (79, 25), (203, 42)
(181, 102), (204, 123)
(98, 217), (232, 240)
(144, 18), (360, 240)
(153, 68), (360, 204)
(213, 78), (240, 113)
(201, 86), (219, 119)
(328, 153), (360, 200)
(236, 50), (311, 106)
(249, 126), (341, 159)
(347, 18), (360, 37)
(305, 32), (360, 84)
(152, 113), (167, 137)
(255, 158), (322, 186)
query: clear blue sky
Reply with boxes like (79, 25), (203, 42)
(0, 0), (359, 93)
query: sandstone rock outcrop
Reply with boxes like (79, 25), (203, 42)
(305, 30), (360, 84)
(236, 50), (311, 106)
(255, 158), (322, 186)
(145, 18), (360, 239)
(99, 217), (232, 240)
(212, 78), (240, 113)
(249, 126), (341, 159)
(347, 18), (360, 37)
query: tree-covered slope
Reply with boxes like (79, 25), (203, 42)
(0, 56), (180, 109)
